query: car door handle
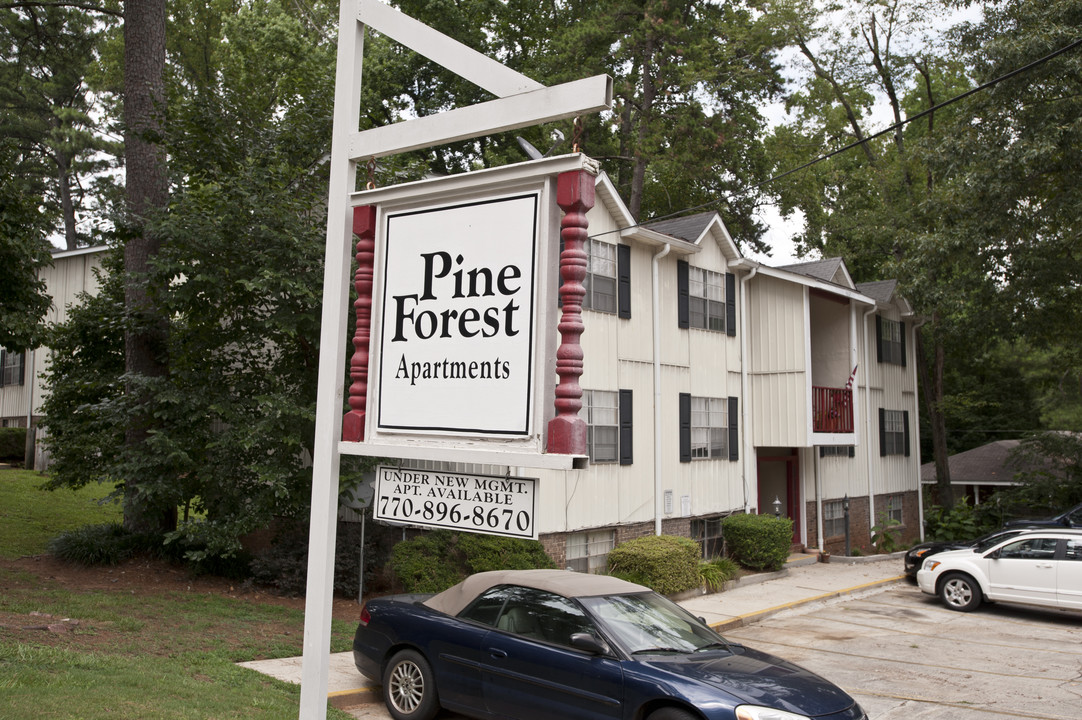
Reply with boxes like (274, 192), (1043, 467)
(1037, 563), (1054, 569)
(488, 648), (508, 659)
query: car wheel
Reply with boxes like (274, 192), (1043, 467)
(938, 572), (982, 612)
(382, 649), (439, 720)
(647, 707), (699, 720)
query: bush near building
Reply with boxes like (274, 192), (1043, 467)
(388, 529), (556, 593)
(606, 534), (702, 595)
(0, 427), (26, 464)
(722, 514), (793, 571)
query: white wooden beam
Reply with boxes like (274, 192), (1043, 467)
(349, 75), (612, 160)
(357, 0), (542, 98)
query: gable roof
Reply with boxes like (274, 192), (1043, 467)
(856, 280), (898, 304)
(643, 211), (717, 244)
(778, 257), (854, 289)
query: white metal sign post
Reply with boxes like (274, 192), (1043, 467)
(299, 1), (611, 718)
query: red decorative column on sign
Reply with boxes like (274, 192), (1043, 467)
(342, 205), (376, 442)
(547, 169), (594, 455)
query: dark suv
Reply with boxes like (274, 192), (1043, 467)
(1004, 501), (1082, 529)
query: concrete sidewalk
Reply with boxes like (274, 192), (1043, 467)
(239, 553), (906, 709)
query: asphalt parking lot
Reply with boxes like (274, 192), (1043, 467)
(343, 581), (1082, 720)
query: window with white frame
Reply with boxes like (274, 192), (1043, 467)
(689, 266), (725, 332)
(823, 500), (846, 538)
(566, 530), (615, 573)
(691, 396), (727, 459)
(878, 317), (904, 365)
(692, 516), (725, 559)
(881, 409), (906, 455)
(584, 390), (618, 463)
(820, 445), (853, 458)
(885, 494), (904, 524)
(582, 238), (617, 314)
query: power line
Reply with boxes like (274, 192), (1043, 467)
(590, 36), (1082, 241)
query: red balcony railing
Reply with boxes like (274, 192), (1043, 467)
(813, 386), (854, 433)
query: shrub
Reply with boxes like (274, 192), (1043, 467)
(871, 512), (901, 553)
(699, 556), (739, 592)
(722, 513), (792, 571)
(0, 427), (26, 463)
(48, 522), (157, 566)
(249, 519), (372, 597)
(388, 530), (556, 593)
(606, 535), (701, 595)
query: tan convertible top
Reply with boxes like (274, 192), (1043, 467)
(423, 569), (648, 616)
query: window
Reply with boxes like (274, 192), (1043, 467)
(566, 530), (615, 574)
(677, 261), (736, 337)
(1, 348), (25, 388)
(824, 500), (846, 538)
(692, 516), (725, 559)
(583, 239), (617, 313)
(997, 537), (1059, 560)
(584, 390), (618, 463)
(584, 389), (632, 465)
(876, 316), (905, 366)
(1066, 539), (1082, 561)
(679, 394), (738, 463)
(879, 409), (909, 456)
(689, 266), (726, 332)
(884, 494), (904, 525)
(820, 446), (854, 458)
(462, 586), (595, 646)
(691, 397), (727, 459)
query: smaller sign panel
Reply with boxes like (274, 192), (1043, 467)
(374, 465), (538, 539)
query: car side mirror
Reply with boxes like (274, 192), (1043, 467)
(570, 632), (609, 656)
(986, 550), (1000, 560)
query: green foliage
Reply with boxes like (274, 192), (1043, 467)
(722, 513), (793, 571)
(996, 432), (1082, 517)
(47, 522), (154, 566)
(871, 513), (902, 554)
(606, 535), (701, 596)
(699, 556), (739, 592)
(388, 530), (556, 593)
(0, 427), (26, 462)
(923, 496), (998, 543)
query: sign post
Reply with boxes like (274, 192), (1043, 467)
(299, 2), (611, 719)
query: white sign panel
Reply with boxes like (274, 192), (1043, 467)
(378, 193), (539, 436)
(374, 465), (538, 539)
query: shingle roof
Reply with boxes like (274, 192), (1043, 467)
(642, 211), (717, 244)
(778, 257), (846, 283)
(919, 440), (1053, 485)
(856, 280), (898, 304)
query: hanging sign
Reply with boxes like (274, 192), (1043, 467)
(374, 465), (538, 539)
(378, 193), (539, 435)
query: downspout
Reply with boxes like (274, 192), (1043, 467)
(653, 243), (671, 536)
(815, 449), (824, 552)
(862, 305), (878, 543)
(911, 319), (928, 541)
(739, 264), (758, 513)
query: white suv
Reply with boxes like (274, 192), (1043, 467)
(916, 529), (1082, 612)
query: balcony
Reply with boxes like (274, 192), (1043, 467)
(813, 386), (854, 433)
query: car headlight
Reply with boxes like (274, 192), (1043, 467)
(923, 560), (941, 572)
(912, 548), (929, 558)
(735, 706), (810, 720)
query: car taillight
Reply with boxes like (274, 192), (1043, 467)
(359, 604), (371, 626)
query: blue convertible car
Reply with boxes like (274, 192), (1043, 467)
(353, 569), (866, 720)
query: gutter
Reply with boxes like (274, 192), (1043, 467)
(737, 261), (759, 513)
(910, 318), (928, 542)
(862, 304), (878, 541)
(653, 243), (672, 536)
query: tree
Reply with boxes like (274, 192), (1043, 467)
(0, 3), (118, 250)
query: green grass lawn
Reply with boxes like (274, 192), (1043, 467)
(0, 467), (357, 719)
(0, 467), (122, 558)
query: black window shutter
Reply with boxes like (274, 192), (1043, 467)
(900, 321), (907, 367)
(677, 260), (689, 329)
(819, 446), (825, 458)
(903, 410), (911, 457)
(16, 352), (24, 385)
(878, 408), (887, 457)
(725, 272), (736, 337)
(619, 389), (633, 465)
(875, 315), (884, 363)
(617, 244), (631, 319)
(848, 445), (855, 458)
(728, 396), (739, 461)
(679, 392), (691, 462)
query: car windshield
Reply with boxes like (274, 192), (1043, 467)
(579, 591), (732, 655)
(972, 530), (1024, 553)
